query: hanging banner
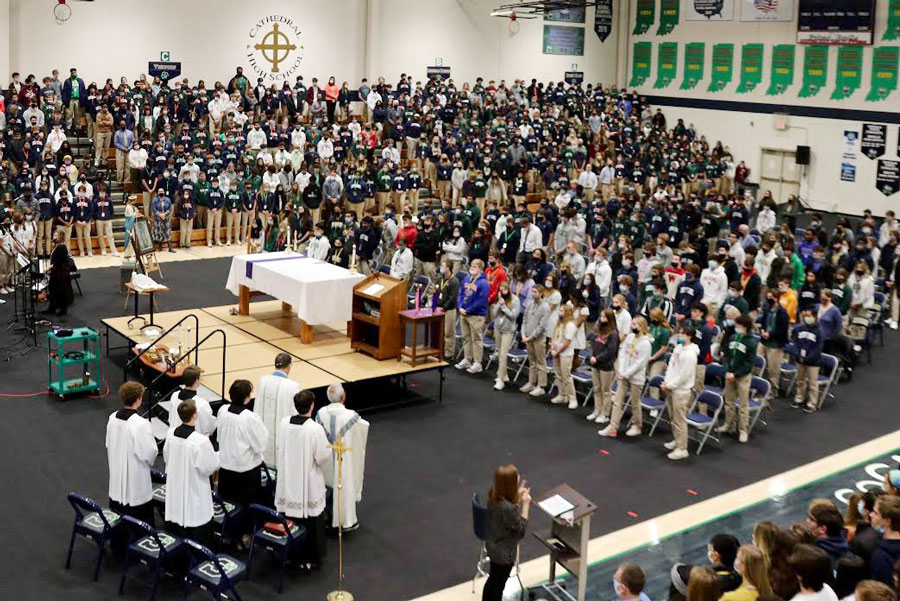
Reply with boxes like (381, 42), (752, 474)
(841, 130), (858, 183)
(866, 46), (900, 102)
(861, 124), (886, 160)
(708, 43), (734, 92)
(766, 44), (795, 96)
(686, 0), (735, 21)
(886, 0), (900, 41)
(740, 0), (794, 22)
(799, 45), (828, 98)
(876, 159), (900, 196)
(594, 0), (614, 42)
(831, 46), (863, 100)
(657, 0), (680, 35)
(633, 0), (655, 34)
(654, 42), (679, 89)
(631, 42), (653, 87)
(737, 43), (764, 93)
(681, 43), (706, 90)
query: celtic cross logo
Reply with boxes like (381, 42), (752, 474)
(254, 23), (296, 73)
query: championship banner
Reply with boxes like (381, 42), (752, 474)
(876, 159), (900, 196)
(708, 43), (734, 92)
(866, 46), (900, 102)
(861, 124), (886, 160)
(885, 0), (900, 41)
(631, 42), (653, 86)
(654, 42), (679, 89)
(841, 130), (858, 183)
(633, 0), (655, 34)
(686, 0), (735, 20)
(766, 44), (795, 96)
(737, 43), (764, 93)
(594, 0), (614, 42)
(657, 0), (680, 35)
(831, 46), (863, 100)
(681, 43), (705, 90)
(740, 0), (794, 22)
(799, 45), (828, 98)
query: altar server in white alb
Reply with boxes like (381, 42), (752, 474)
(168, 365), (216, 436)
(106, 381), (158, 525)
(276, 390), (330, 567)
(315, 383), (369, 530)
(163, 399), (220, 543)
(255, 352), (301, 465)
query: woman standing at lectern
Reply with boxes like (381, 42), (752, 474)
(483, 464), (531, 601)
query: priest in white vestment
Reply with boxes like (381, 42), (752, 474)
(163, 399), (220, 542)
(167, 365), (216, 436)
(106, 382), (158, 526)
(315, 383), (369, 529)
(276, 389), (330, 566)
(255, 352), (301, 466)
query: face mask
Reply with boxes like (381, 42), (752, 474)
(708, 261), (718, 270)
(622, 260), (632, 268)
(630, 327), (639, 334)
(855, 269), (865, 275)
(804, 316), (815, 325)
(583, 278), (591, 286)
(734, 326), (746, 335)
(469, 269), (478, 277)
(314, 232), (322, 238)
(544, 280), (553, 288)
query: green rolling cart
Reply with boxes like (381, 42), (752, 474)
(48, 327), (101, 399)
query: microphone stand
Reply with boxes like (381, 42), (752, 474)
(4, 224), (43, 347)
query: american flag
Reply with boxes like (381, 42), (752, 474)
(754, 0), (777, 12)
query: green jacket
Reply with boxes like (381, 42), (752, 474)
(717, 295), (749, 326)
(790, 253), (805, 290)
(649, 324), (671, 356)
(723, 333), (757, 377)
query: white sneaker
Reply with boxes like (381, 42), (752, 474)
(567, 399), (578, 409)
(598, 425), (618, 437)
(738, 431), (749, 443)
(112, 251), (120, 257)
(625, 425), (642, 437)
(716, 424), (734, 434)
(586, 411), (599, 421)
(225, 241), (231, 246)
(664, 440), (678, 450)
(494, 380), (504, 391)
(207, 243), (213, 247)
(519, 383), (535, 393)
(595, 414), (609, 424)
(528, 387), (545, 397)
(0, 288), (7, 295)
(668, 448), (689, 461)
(892, 321), (899, 330)
(550, 395), (565, 404)
(455, 359), (471, 370)
(100, 251), (107, 256)
(466, 363), (483, 374)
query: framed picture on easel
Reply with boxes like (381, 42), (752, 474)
(132, 218), (155, 255)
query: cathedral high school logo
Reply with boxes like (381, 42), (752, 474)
(247, 15), (304, 81)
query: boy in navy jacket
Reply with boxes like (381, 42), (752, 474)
(791, 309), (824, 412)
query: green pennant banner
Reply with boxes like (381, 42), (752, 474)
(766, 44), (795, 96)
(737, 43), (764, 94)
(654, 42), (678, 89)
(657, 0), (679, 35)
(708, 43), (734, 92)
(631, 42), (652, 87)
(831, 46), (863, 100)
(680, 43), (705, 90)
(799, 45), (828, 98)
(867, 46), (900, 101)
(884, 0), (900, 41)
(633, 0), (655, 35)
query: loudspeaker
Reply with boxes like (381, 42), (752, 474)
(796, 145), (810, 165)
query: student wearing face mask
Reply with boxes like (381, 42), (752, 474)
(661, 324), (699, 460)
(777, 276), (799, 324)
(717, 281), (749, 329)
(758, 290), (789, 397)
(846, 261), (875, 320)
(646, 307), (673, 399)
(718, 315), (758, 443)
(610, 293), (633, 342)
(436, 258), (461, 361)
(520, 285), (550, 397)
(640, 278), (674, 323)
(456, 259), (490, 374)
(306, 222), (330, 261)
(587, 309), (618, 423)
(491, 282), (521, 391)
(700, 253), (729, 319)
(791, 309), (824, 413)
(599, 316), (652, 438)
(549, 303), (578, 409)
(441, 227), (467, 273)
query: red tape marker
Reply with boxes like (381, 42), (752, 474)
(627, 511), (639, 518)
(598, 449), (610, 455)
(687, 489), (699, 496)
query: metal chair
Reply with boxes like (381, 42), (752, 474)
(247, 504), (307, 593)
(752, 354), (767, 378)
(118, 516), (183, 600)
(640, 375), (668, 436)
(150, 469), (166, 519)
(686, 390), (724, 455)
(816, 353), (841, 409)
(505, 334), (529, 383)
(703, 363), (726, 396)
(378, 264), (391, 275)
(470, 493), (489, 593)
(64, 492), (124, 581)
(407, 274), (432, 306)
(211, 491), (243, 551)
(748, 376), (771, 434)
(182, 538), (247, 601)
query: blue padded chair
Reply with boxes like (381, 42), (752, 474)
(150, 470), (166, 518)
(505, 335), (529, 383)
(686, 391), (724, 455)
(407, 274), (432, 306)
(378, 264), (391, 275)
(118, 516), (183, 600)
(182, 538), (247, 601)
(247, 504), (307, 593)
(779, 342), (799, 396)
(571, 366), (595, 405)
(640, 375), (668, 437)
(748, 376), (771, 434)
(816, 353), (840, 409)
(371, 245), (384, 270)
(471, 493), (489, 592)
(872, 291), (888, 347)
(211, 491), (242, 551)
(64, 492), (124, 581)
(703, 363), (726, 396)
(752, 354), (766, 377)
(481, 323), (498, 370)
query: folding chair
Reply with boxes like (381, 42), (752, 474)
(639, 375), (668, 436)
(260, 463), (278, 505)
(470, 493), (489, 592)
(686, 390), (724, 455)
(378, 264), (391, 275)
(211, 491), (243, 551)
(482, 323), (498, 370)
(182, 538), (247, 601)
(817, 353), (840, 409)
(703, 363), (726, 396)
(779, 342), (799, 396)
(748, 376), (771, 434)
(64, 492), (124, 581)
(371, 245), (384, 270)
(847, 316), (874, 364)
(752, 354), (766, 378)
(871, 292), (887, 347)
(247, 504), (307, 593)
(150, 469), (166, 518)
(118, 516), (183, 600)
(505, 334), (529, 383)
(407, 274), (431, 306)
(571, 365), (595, 406)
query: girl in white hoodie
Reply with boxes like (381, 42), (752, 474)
(599, 316), (652, 438)
(661, 324), (700, 460)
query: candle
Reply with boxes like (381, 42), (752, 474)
(432, 291), (439, 311)
(415, 289), (421, 311)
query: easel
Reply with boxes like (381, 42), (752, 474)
(131, 218), (163, 281)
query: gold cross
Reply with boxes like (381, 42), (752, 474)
(254, 24), (297, 73)
(328, 437), (352, 456)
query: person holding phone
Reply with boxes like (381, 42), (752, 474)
(483, 464), (531, 601)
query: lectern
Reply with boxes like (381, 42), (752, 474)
(349, 273), (407, 360)
(532, 484), (597, 601)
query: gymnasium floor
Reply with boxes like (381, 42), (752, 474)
(1, 255), (898, 601)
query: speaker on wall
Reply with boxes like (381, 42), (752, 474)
(796, 145), (810, 165)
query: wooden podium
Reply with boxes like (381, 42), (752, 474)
(350, 273), (407, 360)
(533, 484), (598, 601)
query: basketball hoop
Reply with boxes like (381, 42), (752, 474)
(54, 0), (72, 25)
(508, 12), (520, 35)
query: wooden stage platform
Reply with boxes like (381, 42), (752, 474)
(100, 299), (447, 402)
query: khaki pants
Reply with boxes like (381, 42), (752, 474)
(36, 220), (54, 256)
(584, 188), (596, 202)
(601, 183), (614, 200)
(56, 224), (73, 247)
(795, 363), (820, 409)
(241, 211), (254, 242)
(552, 353), (575, 401)
(95, 219), (117, 254)
(0, 253), (13, 288)
(723, 373), (752, 433)
(610, 379), (643, 430)
(694, 363), (707, 394)
(115, 149), (127, 181)
(393, 190), (407, 211)
(648, 360), (667, 398)
(375, 192), (390, 214)
(668, 389), (692, 451)
(66, 99), (82, 129)
(438, 180), (451, 203)
(759, 345), (783, 395)
(142, 192), (152, 219)
(359, 259), (373, 276)
(526, 337), (548, 388)
(443, 309), (457, 359)
(195, 206), (208, 229)
(408, 189), (420, 214)
(207, 209), (222, 245)
(460, 314), (485, 363)
(590, 368), (614, 417)
(179, 218), (193, 247)
(495, 330), (515, 382)
(225, 210), (239, 243)
(415, 259), (437, 292)
(74, 221), (92, 256)
(95, 131), (112, 164)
